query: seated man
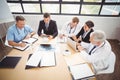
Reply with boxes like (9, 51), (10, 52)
(7, 16), (35, 47)
(72, 20), (94, 43)
(37, 13), (58, 39)
(59, 17), (81, 38)
(77, 30), (115, 74)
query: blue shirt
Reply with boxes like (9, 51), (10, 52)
(7, 24), (33, 43)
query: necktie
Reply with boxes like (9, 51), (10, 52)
(45, 23), (49, 30)
(69, 27), (72, 33)
(89, 46), (96, 55)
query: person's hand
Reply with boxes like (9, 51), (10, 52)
(77, 45), (84, 52)
(59, 34), (64, 39)
(71, 36), (77, 41)
(25, 33), (31, 39)
(77, 37), (81, 42)
(41, 34), (48, 37)
(59, 34), (66, 39)
(76, 42), (80, 46)
(48, 35), (53, 40)
(19, 43), (26, 47)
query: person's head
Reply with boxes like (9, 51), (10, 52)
(83, 20), (94, 31)
(89, 30), (106, 46)
(70, 17), (79, 28)
(16, 16), (25, 29)
(43, 13), (50, 24)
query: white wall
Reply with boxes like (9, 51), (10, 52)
(14, 14), (120, 40)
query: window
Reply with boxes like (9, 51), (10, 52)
(101, 5), (120, 15)
(105, 0), (120, 2)
(81, 5), (101, 14)
(42, 4), (59, 13)
(61, 4), (80, 14)
(8, 3), (23, 13)
(62, 0), (80, 2)
(83, 0), (102, 2)
(23, 4), (40, 13)
(42, 0), (59, 1)
(22, 0), (39, 1)
(7, 0), (19, 1)
(7, 0), (120, 16)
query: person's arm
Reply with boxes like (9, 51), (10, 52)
(8, 41), (26, 47)
(71, 27), (84, 42)
(30, 31), (36, 37)
(73, 24), (82, 36)
(51, 21), (58, 38)
(60, 23), (68, 35)
(7, 28), (26, 47)
(24, 25), (36, 39)
(76, 27), (84, 38)
(37, 21), (42, 36)
(24, 31), (36, 39)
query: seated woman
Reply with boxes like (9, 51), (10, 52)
(71, 20), (94, 43)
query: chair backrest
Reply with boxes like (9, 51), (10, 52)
(96, 52), (116, 75)
(5, 36), (12, 47)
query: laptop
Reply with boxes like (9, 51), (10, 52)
(67, 38), (78, 52)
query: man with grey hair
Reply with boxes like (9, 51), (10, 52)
(77, 30), (115, 74)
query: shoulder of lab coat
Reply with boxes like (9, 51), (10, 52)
(60, 21), (70, 34)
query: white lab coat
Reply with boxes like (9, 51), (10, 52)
(80, 40), (113, 74)
(60, 21), (82, 37)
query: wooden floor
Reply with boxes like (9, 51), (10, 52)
(96, 39), (120, 80)
(0, 39), (120, 80)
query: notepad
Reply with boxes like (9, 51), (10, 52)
(22, 37), (38, 44)
(0, 56), (21, 68)
(13, 43), (30, 51)
(26, 51), (56, 68)
(69, 63), (94, 80)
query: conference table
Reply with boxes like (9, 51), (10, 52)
(0, 36), (95, 80)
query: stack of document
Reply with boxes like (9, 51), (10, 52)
(69, 63), (94, 80)
(26, 51), (56, 68)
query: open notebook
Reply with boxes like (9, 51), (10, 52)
(26, 51), (56, 69)
(22, 37), (38, 44)
(13, 43), (30, 51)
(69, 63), (94, 80)
(5, 37), (38, 51)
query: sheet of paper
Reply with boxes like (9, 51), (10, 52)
(40, 51), (55, 67)
(26, 51), (43, 67)
(69, 63), (94, 80)
(64, 53), (86, 66)
(22, 38), (37, 44)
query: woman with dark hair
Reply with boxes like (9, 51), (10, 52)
(72, 20), (94, 43)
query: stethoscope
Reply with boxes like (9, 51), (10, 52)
(16, 26), (27, 35)
(91, 41), (106, 54)
(67, 23), (77, 33)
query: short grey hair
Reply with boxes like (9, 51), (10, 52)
(91, 30), (106, 42)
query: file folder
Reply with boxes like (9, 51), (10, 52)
(0, 56), (21, 68)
